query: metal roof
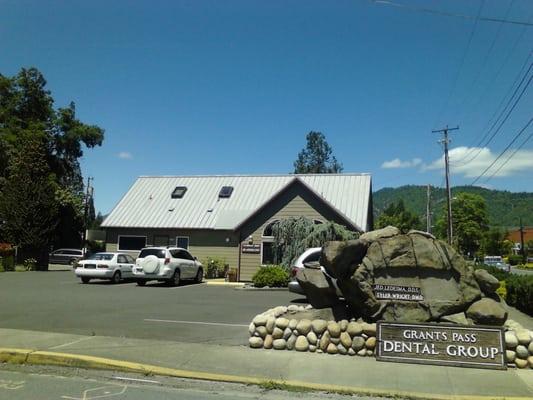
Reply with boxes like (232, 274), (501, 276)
(102, 174), (372, 231)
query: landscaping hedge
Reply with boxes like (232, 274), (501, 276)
(505, 274), (533, 316)
(252, 265), (290, 288)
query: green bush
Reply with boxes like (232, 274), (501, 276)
(252, 265), (290, 288)
(23, 258), (37, 271)
(508, 254), (523, 266)
(505, 274), (533, 316)
(204, 257), (227, 279)
(1, 255), (15, 271)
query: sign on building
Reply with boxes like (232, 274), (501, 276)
(376, 322), (506, 370)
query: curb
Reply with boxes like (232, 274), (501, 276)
(0, 348), (530, 400)
(204, 281), (245, 287)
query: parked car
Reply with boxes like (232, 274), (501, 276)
(133, 247), (203, 286)
(288, 247), (342, 296)
(49, 248), (84, 266)
(75, 252), (136, 284)
(483, 255), (510, 272)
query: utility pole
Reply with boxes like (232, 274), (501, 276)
(519, 217), (525, 263)
(432, 126), (459, 245)
(82, 177), (93, 250)
(426, 184), (432, 234)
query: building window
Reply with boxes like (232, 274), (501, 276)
(261, 220), (278, 265)
(118, 235), (146, 251)
(171, 186), (187, 199)
(219, 186), (234, 198)
(176, 236), (189, 249)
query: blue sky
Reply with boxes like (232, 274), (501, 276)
(1, 0), (532, 214)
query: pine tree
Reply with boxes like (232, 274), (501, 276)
(0, 133), (59, 268)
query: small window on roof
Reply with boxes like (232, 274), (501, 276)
(219, 186), (234, 198)
(171, 186), (187, 199)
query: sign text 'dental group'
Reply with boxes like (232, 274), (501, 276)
(376, 322), (506, 370)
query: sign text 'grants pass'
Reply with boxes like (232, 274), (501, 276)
(376, 322), (506, 370)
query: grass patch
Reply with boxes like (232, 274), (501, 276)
(517, 263), (533, 270)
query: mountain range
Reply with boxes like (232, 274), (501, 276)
(373, 185), (533, 228)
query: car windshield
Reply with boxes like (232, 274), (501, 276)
(138, 249), (166, 259)
(87, 253), (114, 261)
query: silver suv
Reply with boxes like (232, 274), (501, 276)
(49, 248), (84, 266)
(133, 247), (203, 286)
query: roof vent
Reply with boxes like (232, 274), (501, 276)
(218, 186), (233, 198)
(171, 186), (187, 199)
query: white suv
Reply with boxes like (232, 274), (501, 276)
(133, 247), (203, 286)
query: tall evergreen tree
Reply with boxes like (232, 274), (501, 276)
(0, 133), (58, 268)
(293, 131), (343, 173)
(0, 67), (104, 249)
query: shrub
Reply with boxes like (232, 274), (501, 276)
(252, 265), (290, 288)
(505, 274), (533, 316)
(1, 255), (15, 271)
(204, 257), (227, 279)
(496, 281), (506, 300)
(508, 254), (523, 266)
(23, 258), (37, 271)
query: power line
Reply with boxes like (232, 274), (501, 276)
(366, 0), (533, 26)
(456, 13), (531, 127)
(453, 60), (533, 166)
(453, 0), (515, 122)
(484, 125), (533, 181)
(471, 116), (533, 185)
(433, 0), (485, 128)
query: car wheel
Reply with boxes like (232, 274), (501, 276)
(195, 268), (204, 283)
(81, 277), (90, 284)
(137, 280), (147, 286)
(70, 259), (77, 267)
(169, 270), (180, 287)
(111, 271), (121, 284)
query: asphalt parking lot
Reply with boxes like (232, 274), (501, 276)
(0, 271), (301, 346)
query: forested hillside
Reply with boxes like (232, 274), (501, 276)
(373, 185), (533, 227)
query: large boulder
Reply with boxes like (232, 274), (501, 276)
(474, 269), (500, 295)
(466, 298), (508, 326)
(295, 268), (339, 309)
(323, 228), (487, 323)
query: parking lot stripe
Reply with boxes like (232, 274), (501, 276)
(48, 336), (95, 350)
(144, 319), (248, 328)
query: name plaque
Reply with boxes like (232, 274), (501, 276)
(376, 322), (506, 370)
(372, 284), (424, 301)
(241, 244), (261, 254)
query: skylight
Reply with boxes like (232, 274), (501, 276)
(219, 186), (234, 198)
(171, 186), (187, 199)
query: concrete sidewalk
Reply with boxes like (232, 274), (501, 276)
(0, 328), (531, 400)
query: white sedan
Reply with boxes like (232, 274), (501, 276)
(75, 252), (136, 284)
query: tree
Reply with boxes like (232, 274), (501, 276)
(435, 193), (488, 256)
(293, 131), (343, 173)
(271, 217), (358, 268)
(375, 200), (421, 233)
(0, 67), (104, 248)
(0, 134), (58, 268)
(481, 228), (506, 256)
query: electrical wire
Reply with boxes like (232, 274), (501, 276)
(453, 0), (515, 123)
(456, 13), (531, 128)
(453, 60), (533, 166)
(367, 0), (533, 26)
(484, 126), (533, 182)
(432, 0), (485, 128)
(471, 116), (533, 185)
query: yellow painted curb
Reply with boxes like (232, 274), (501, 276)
(0, 348), (530, 400)
(204, 281), (245, 287)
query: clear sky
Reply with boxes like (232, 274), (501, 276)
(1, 0), (532, 214)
